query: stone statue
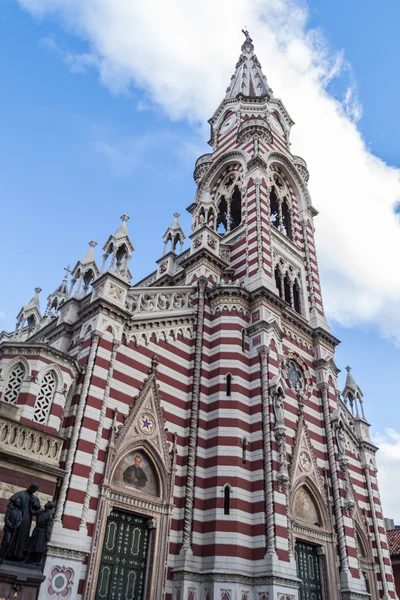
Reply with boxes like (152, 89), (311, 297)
(7, 483), (41, 561)
(336, 426), (346, 456)
(0, 497), (22, 562)
(274, 388), (285, 428)
(26, 502), (56, 565)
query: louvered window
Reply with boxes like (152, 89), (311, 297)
(33, 371), (56, 424)
(3, 363), (25, 404)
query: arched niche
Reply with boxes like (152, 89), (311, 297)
(111, 446), (161, 499)
(292, 484), (323, 528)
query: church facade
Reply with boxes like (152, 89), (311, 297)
(0, 33), (395, 600)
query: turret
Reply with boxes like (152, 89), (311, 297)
(15, 287), (42, 334)
(70, 241), (99, 297)
(100, 215), (134, 282)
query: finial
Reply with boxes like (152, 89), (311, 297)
(173, 212), (180, 219)
(121, 214), (129, 223)
(151, 355), (159, 372)
(345, 365), (351, 372)
(63, 266), (71, 280)
(89, 241), (97, 248)
(34, 287), (42, 295)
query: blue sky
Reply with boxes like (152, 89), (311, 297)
(1, 0), (400, 514)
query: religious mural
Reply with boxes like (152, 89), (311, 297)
(112, 449), (159, 497)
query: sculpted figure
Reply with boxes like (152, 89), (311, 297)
(27, 501), (56, 565)
(274, 388), (285, 428)
(7, 483), (40, 561)
(0, 497), (22, 562)
(336, 425), (346, 456)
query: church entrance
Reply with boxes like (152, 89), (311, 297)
(295, 541), (323, 600)
(95, 509), (149, 600)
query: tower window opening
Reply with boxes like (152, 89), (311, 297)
(284, 273), (291, 305)
(274, 266), (282, 298)
(270, 187), (280, 228)
(215, 170), (242, 235)
(217, 197), (228, 234)
(293, 280), (301, 314)
(230, 185), (242, 230)
(224, 485), (231, 515)
(269, 172), (293, 241)
(226, 373), (232, 397)
(242, 438), (248, 463)
(241, 329), (246, 352)
(282, 199), (292, 239)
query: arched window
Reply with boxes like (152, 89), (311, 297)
(216, 171), (242, 235)
(226, 374), (232, 397)
(224, 485), (231, 515)
(3, 362), (25, 405)
(33, 371), (57, 424)
(269, 172), (293, 240)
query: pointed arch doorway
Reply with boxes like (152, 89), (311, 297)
(291, 484), (335, 600)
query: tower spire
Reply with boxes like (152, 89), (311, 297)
(225, 30), (273, 100)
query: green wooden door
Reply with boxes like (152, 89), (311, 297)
(295, 541), (323, 600)
(95, 510), (149, 600)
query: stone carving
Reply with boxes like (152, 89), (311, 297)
(27, 501), (55, 565)
(125, 288), (194, 315)
(0, 483), (40, 562)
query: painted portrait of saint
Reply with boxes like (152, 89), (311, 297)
(123, 453), (148, 489)
(112, 449), (159, 497)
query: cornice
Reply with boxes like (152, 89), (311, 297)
(0, 449), (66, 478)
(0, 341), (81, 374)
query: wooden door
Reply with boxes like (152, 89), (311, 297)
(95, 510), (149, 600)
(296, 541), (323, 600)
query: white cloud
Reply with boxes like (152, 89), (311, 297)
(374, 430), (400, 523)
(16, 0), (400, 341)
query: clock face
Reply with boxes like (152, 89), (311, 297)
(220, 114), (236, 134)
(271, 116), (284, 135)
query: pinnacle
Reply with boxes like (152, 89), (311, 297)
(81, 241), (97, 265)
(115, 214), (130, 239)
(224, 30), (273, 100)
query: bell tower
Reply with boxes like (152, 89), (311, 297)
(190, 29), (328, 331)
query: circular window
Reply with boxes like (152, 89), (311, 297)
(286, 359), (304, 392)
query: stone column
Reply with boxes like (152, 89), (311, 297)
(318, 383), (349, 573)
(259, 346), (276, 556)
(363, 463), (389, 600)
(181, 278), (207, 552)
(53, 331), (102, 528)
(79, 338), (120, 534)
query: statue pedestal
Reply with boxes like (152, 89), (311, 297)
(0, 561), (46, 599)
